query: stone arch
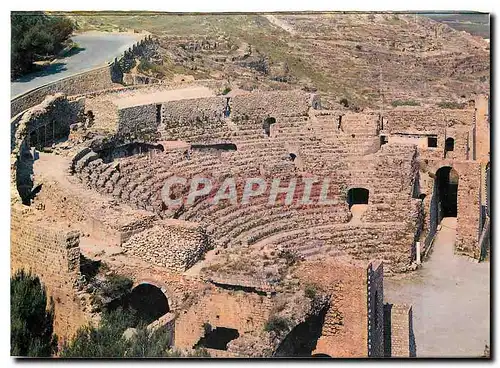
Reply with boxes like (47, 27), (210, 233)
(128, 283), (170, 324)
(263, 117), (276, 137)
(346, 187), (370, 208)
(433, 166), (459, 227)
(273, 307), (328, 357)
(108, 281), (171, 326)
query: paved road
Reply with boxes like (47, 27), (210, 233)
(11, 32), (143, 98)
(385, 217), (490, 357)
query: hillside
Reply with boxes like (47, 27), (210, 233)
(68, 12), (490, 109)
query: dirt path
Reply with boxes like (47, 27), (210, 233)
(264, 15), (296, 35)
(384, 217), (490, 357)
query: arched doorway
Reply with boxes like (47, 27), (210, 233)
(107, 283), (170, 326)
(347, 188), (369, 208)
(435, 166), (459, 221)
(273, 307), (328, 357)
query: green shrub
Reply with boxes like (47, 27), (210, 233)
(11, 270), (58, 357)
(304, 284), (317, 299)
(101, 274), (133, 300)
(279, 249), (300, 266)
(222, 86), (232, 95)
(339, 98), (349, 107)
(391, 99), (421, 107)
(437, 101), (465, 109)
(60, 308), (197, 358)
(264, 316), (290, 335)
(11, 12), (75, 78)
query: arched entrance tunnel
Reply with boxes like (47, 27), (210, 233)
(273, 307), (328, 357)
(435, 166), (459, 220)
(107, 283), (170, 326)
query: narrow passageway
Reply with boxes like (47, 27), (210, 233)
(385, 217), (490, 357)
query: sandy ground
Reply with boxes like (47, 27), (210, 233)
(111, 86), (216, 108)
(384, 217), (490, 357)
(12, 31), (144, 97)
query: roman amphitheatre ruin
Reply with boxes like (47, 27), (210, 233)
(10, 13), (490, 358)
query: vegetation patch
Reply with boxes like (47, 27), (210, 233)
(437, 101), (465, 109)
(391, 99), (421, 107)
(264, 315), (291, 335)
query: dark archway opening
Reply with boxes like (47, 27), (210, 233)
(380, 135), (388, 145)
(194, 327), (240, 350)
(191, 143), (237, 152)
(98, 142), (164, 163)
(263, 117), (276, 137)
(107, 283), (169, 326)
(436, 167), (458, 219)
(312, 353), (332, 358)
(347, 188), (369, 209)
(289, 153), (297, 162)
(274, 307), (328, 357)
(445, 137), (454, 152)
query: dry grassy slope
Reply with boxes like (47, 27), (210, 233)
(273, 13), (489, 108)
(71, 12), (489, 109)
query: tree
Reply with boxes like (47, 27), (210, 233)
(11, 12), (75, 78)
(11, 270), (58, 357)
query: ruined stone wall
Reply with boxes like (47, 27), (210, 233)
(10, 204), (90, 340)
(12, 94), (84, 204)
(11, 65), (118, 117)
(12, 93), (84, 156)
(160, 97), (228, 143)
(367, 261), (384, 357)
(122, 219), (212, 272)
(455, 162), (482, 257)
(231, 90), (310, 120)
(340, 112), (380, 135)
(474, 94), (490, 163)
(383, 108), (475, 133)
(294, 260), (369, 358)
(162, 97), (226, 124)
(174, 287), (274, 350)
(423, 160), (482, 258)
(383, 304), (415, 357)
(117, 103), (158, 136)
